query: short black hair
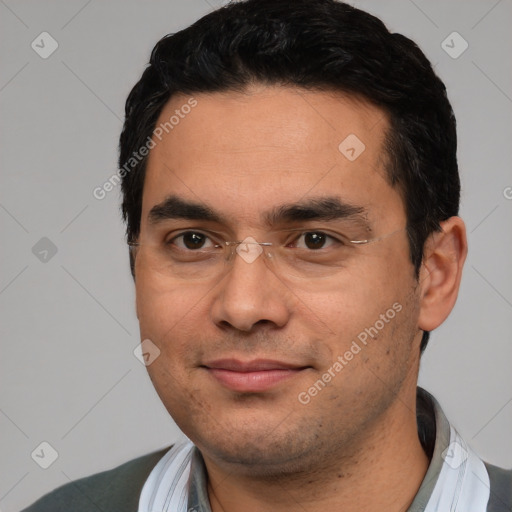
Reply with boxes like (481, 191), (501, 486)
(119, 0), (460, 353)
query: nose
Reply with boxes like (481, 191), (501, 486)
(210, 246), (293, 333)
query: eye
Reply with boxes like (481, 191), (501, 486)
(291, 232), (340, 250)
(170, 231), (217, 250)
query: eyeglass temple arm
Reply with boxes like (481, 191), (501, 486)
(349, 228), (405, 245)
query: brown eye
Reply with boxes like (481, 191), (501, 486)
(172, 232), (215, 250)
(304, 232), (326, 249)
(183, 232), (206, 249)
(289, 231), (341, 251)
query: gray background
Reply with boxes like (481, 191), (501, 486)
(1, 0), (511, 510)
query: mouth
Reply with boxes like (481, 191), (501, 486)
(202, 359), (311, 393)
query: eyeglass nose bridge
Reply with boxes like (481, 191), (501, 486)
(225, 237), (274, 265)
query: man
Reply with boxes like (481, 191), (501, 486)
(23, 0), (511, 511)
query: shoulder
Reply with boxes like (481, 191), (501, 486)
(21, 446), (171, 512)
(485, 461), (512, 512)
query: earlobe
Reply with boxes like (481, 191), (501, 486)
(417, 217), (468, 332)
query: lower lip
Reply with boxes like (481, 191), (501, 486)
(207, 368), (303, 392)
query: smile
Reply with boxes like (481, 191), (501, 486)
(202, 359), (310, 392)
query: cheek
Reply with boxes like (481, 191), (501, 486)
(310, 264), (414, 357)
(135, 271), (210, 348)
(136, 280), (207, 404)
(305, 273), (399, 332)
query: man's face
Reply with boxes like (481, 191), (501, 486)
(135, 86), (424, 474)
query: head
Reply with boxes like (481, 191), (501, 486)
(119, 0), (466, 475)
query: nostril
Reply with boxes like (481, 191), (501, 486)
(255, 319), (272, 327)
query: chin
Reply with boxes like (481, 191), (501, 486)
(189, 418), (321, 476)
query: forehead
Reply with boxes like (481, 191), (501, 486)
(142, 85), (404, 228)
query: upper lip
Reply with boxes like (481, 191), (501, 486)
(203, 359), (308, 372)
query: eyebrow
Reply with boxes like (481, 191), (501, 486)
(147, 195), (369, 228)
(148, 195), (223, 224)
(264, 197), (368, 227)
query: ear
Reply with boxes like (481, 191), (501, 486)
(417, 216), (468, 332)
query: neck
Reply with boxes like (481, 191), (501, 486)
(203, 387), (430, 512)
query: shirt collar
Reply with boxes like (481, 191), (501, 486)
(139, 387), (490, 512)
(410, 388), (490, 511)
(407, 387), (453, 510)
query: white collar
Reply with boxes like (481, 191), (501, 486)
(423, 426), (490, 511)
(138, 390), (490, 512)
